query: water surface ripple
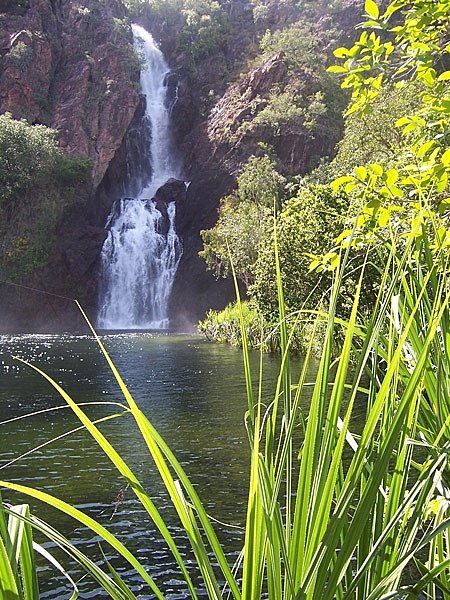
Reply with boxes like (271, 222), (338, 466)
(0, 333), (307, 599)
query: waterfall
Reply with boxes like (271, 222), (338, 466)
(97, 25), (183, 330)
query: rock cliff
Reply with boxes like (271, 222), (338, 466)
(0, 0), (140, 331)
(0, 0), (139, 187)
(0, 0), (362, 332)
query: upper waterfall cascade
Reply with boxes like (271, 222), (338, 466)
(97, 25), (183, 330)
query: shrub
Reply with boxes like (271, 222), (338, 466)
(198, 300), (264, 348)
(179, 0), (230, 64)
(251, 184), (350, 321)
(8, 39), (34, 73)
(0, 114), (92, 280)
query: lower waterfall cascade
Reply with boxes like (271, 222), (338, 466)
(97, 24), (183, 330)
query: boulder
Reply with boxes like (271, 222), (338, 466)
(154, 178), (187, 205)
(153, 178), (188, 235)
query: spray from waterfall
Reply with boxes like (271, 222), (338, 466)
(97, 25), (183, 330)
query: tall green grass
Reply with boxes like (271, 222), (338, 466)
(1, 206), (449, 599)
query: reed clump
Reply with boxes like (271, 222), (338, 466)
(1, 199), (449, 599)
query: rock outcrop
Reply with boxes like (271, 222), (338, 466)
(0, 0), (139, 187)
(206, 51), (289, 168)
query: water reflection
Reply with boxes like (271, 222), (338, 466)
(0, 334), (313, 598)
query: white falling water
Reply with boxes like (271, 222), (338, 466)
(97, 25), (183, 330)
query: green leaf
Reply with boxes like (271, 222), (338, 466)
(354, 166), (367, 181)
(0, 535), (19, 600)
(335, 229), (353, 244)
(365, 0), (379, 19)
(437, 71), (450, 81)
(403, 122), (419, 134)
(386, 169), (399, 186)
(367, 197), (381, 209)
(436, 170), (448, 193)
(11, 505), (40, 600)
(442, 149), (450, 167)
(332, 176), (354, 192)
(327, 65), (347, 73)
(395, 116), (411, 127)
(417, 140), (436, 159)
(378, 208), (390, 227)
(333, 47), (349, 58)
(420, 67), (437, 87)
(389, 186), (404, 197)
(369, 163), (383, 176)
(438, 198), (450, 213)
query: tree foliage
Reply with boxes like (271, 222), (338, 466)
(123, 0), (182, 24)
(314, 82), (423, 182)
(251, 184), (349, 321)
(0, 113), (90, 208)
(124, 0), (230, 64)
(0, 113), (59, 207)
(236, 154), (286, 207)
(235, 19), (348, 173)
(179, 0), (230, 63)
(317, 0), (450, 267)
(200, 195), (271, 287)
(196, 0), (450, 360)
(200, 155), (285, 285)
(259, 20), (325, 74)
(198, 300), (265, 348)
(0, 114), (91, 280)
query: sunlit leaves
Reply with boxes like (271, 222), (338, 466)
(331, 175), (354, 193)
(325, 0), (450, 267)
(442, 149), (450, 167)
(365, 0), (379, 20)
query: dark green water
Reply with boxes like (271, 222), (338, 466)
(0, 333), (316, 599)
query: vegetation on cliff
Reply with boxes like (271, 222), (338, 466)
(0, 113), (91, 281)
(124, 0), (231, 63)
(199, 0), (450, 352)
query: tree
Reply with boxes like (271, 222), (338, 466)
(0, 113), (61, 207)
(0, 113), (91, 279)
(251, 184), (349, 321)
(199, 155), (284, 285)
(179, 0), (230, 64)
(200, 195), (271, 286)
(236, 154), (286, 207)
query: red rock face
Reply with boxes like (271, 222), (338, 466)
(0, 1), (57, 123)
(0, 0), (139, 188)
(207, 51), (288, 161)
